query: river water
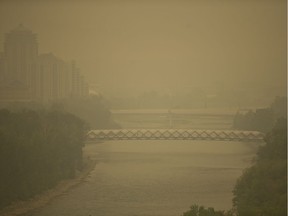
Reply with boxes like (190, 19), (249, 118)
(28, 112), (259, 216)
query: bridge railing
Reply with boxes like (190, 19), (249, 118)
(87, 129), (265, 142)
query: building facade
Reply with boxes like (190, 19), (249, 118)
(0, 24), (89, 103)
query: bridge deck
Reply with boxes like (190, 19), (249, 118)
(87, 129), (265, 142)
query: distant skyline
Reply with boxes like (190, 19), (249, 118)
(0, 0), (286, 103)
(0, 23), (89, 102)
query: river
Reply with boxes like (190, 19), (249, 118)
(27, 111), (259, 216)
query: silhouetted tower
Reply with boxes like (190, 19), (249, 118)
(4, 24), (38, 85)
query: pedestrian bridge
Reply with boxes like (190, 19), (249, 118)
(87, 129), (265, 142)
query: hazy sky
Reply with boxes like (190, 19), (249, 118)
(0, 0), (286, 97)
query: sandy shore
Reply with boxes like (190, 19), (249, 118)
(0, 153), (97, 216)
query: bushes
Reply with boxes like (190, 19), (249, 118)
(0, 109), (87, 208)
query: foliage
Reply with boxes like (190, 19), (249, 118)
(233, 118), (287, 216)
(2, 95), (120, 129)
(0, 109), (87, 208)
(58, 96), (120, 129)
(184, 118), (287, 216)
(233, 108), (273, 132)
(233, 96), (287, 132)
(182, 204), (235, 216)
(271, 96), (287, 120)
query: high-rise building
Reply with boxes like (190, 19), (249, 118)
(0, 25), (89, 102)
(36, 53), (73, 102)
(69, 60), (89, 98)
(4, 24), (38, 85)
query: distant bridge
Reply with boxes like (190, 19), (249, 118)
(87, 129), (265, 142)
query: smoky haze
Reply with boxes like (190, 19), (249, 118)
(0, 0), (286, 105)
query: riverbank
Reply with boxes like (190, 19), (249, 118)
(0, 151), (97, 216)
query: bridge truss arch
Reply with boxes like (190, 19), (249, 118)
(87, 129), (265, 142)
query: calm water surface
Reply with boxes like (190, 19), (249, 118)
(28, 113), (259, 216)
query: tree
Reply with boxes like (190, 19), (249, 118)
(233, 118), (287, 216)
(183, 118), (287, 216)
(233, 96), (287, 132)
(58, 96), (120, 129)
(0, 109), (87, 208)
(182, 204), (234, 216)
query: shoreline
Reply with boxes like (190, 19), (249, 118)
(0, 156), (97, 216)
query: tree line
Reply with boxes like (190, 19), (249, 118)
(233, 96), (287, 132)
(0, 109), (87, 208)
(3, 95), (121, 130)
(233, 118), (287, 216)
